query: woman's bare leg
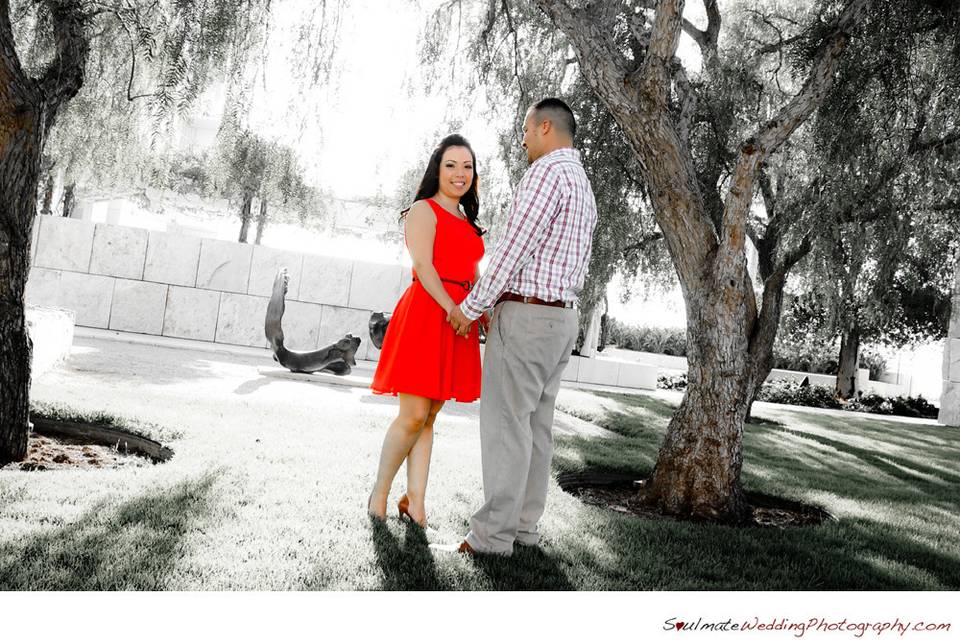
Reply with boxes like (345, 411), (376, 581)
(368, 393), (432, 519)
(402, 400), (444, 525)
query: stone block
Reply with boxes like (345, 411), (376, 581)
(216, 293), (270, 348)
(347, 262), (404, 312)
(248, 246), (304, 299)
(944, 339), (952, 381)
(577, 358), (620, 387)
(950, 300), (960, 338)
(30, 218), (39, 266)
(299, 254), (353, 306)
(57, 271), (114, 328)
(109, 280), (167, 335)
(561, 356), (581, 382)
(938, 381), (960, 427)
(616, 362), (659, 390)
(950, 338), (960, 382)
(279, 301), (323, 352)
(25, 268), (62, 308)
(196, 239), (253, 294)
(34, 216), (95, 272)
(162, 286), (221, 341)
(89, 224), (148, 280)
(143, 231), (202, 287)
(318, 305), (373, 360)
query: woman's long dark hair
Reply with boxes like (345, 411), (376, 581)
(401, 134), (485, 236)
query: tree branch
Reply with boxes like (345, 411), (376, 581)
(719, 0), (867, 266)
(632, 0), (685, 102)
(623, 232), (664, 257)
(38, 0), (90, 130)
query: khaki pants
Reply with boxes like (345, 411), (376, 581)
(465, 300), (579, 555)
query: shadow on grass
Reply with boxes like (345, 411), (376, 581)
(369, 518), (441, 590)
(0, 472), (221, 590)
(469, 544), (575, 590)
(550, 390), (960, 589)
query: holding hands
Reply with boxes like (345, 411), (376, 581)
(446, 304), (472, 337)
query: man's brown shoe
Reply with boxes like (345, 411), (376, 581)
(429, 540), (478, 555)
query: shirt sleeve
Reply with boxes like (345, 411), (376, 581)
(459, 161), (563, 320)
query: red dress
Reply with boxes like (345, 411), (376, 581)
(371, 199), (485, 402)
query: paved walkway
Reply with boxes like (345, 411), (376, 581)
(67, 327), (938, 428)
(50, 330), (613, 439)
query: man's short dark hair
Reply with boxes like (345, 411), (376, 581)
(531, 98), (576, 139)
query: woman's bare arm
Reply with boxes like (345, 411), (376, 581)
(406, 201), (457, 314)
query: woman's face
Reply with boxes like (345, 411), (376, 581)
(436, 146), (474, 201)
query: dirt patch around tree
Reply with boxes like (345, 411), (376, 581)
(558, 472), (834, 528)
(3, 433), (154, 472)
(1, 416), (173, 472)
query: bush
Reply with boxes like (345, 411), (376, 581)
(845, 393), (938, 419)
(655, 377), (937, 419)
(859, 349), (889, 381)
(607, 319), (687, 356)
(756, 379), (843, 410)
(657, 373), (688, 390)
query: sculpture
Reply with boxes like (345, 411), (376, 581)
(265, 268), (361, 375)
(368, 311), (391, 349)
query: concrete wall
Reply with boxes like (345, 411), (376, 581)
(26, 216), (408, 361)
(939, 269), (960, 426)
(603, 348), (914, 397)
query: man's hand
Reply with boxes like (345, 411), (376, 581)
(479, 310), (492, 335)
(446, 305), (472, 338)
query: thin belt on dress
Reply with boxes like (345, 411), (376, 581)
(496, 291), (574, 309)
(412, 276), (473, 291)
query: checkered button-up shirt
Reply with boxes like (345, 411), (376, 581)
(460, 147), (597, 320)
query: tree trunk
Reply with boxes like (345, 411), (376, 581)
(254, 197), (268, 245)
(0, 133), (40, 464)
(0, 0), (89, 463)
(637, 273), (754, 522)
(60, 182), (75, 217)
(0, 89), (42, 465)
(238, 192), (253, 243)
(836, 317), (860, 399)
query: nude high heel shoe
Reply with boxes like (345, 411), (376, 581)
(397, 494), (426, 527)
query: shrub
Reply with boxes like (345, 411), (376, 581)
(846, 393), (938, 419)
(756, 379), (843, 410)
(657, 373), (688, 390)
(607, 319), (687, 356)
(859, 349), (889, 381)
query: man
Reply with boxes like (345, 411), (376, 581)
(443, 98), (598, 556)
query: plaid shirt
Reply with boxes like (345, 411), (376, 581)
(460, 147), (597, 320)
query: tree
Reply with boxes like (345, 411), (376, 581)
(0, 0), (275, 464)
(518, 0), (960, 521)
(762, 20), (960, 398)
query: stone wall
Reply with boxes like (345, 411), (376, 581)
(939, 268), (960, 426)
(26, 216), (408, 361)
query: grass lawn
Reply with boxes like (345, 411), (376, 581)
(1, 338), (958, 590)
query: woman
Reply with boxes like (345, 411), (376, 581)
(368, 134), (488, 527)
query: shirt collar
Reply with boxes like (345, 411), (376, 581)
(532, 147), (581, 167)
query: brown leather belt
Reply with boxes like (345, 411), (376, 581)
(496, 292), (574, 309)
(412, 276), (473, 291)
